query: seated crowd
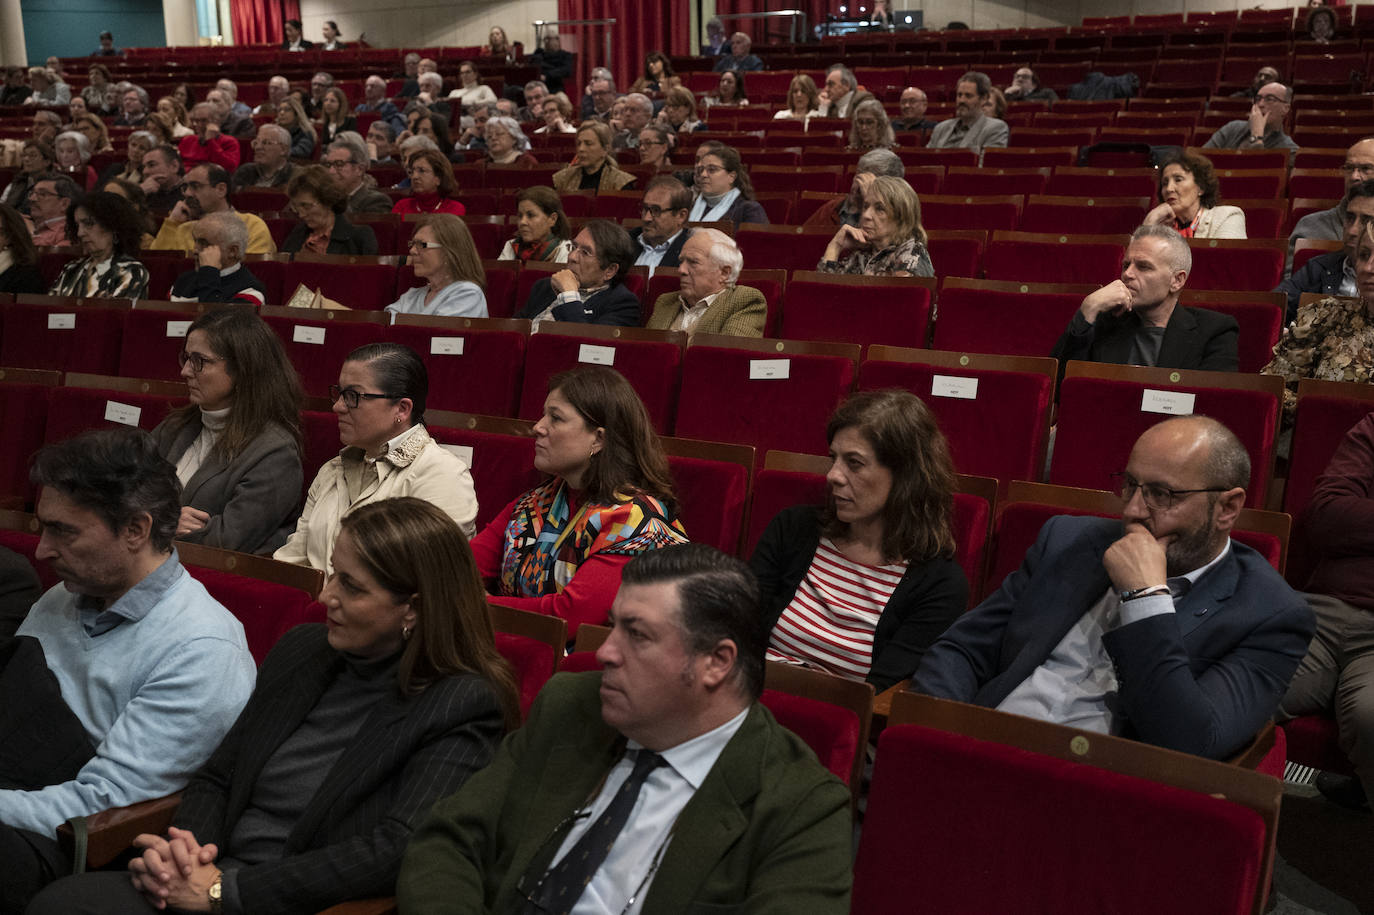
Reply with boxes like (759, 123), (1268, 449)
(0, 24), (1371, 914)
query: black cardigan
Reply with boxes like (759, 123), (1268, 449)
(748, 505), (968, 691)
(281, 215), (378, 256)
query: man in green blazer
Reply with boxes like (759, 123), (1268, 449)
(645, 229), (768, 337)
(397, 544), (852, 914)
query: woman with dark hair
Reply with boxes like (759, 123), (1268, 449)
(321, 20), (345, 50)
(170, 82), (194, 110)
(150, 309), (304, 554)
(705, 69), (749, 107)
(318, 87), (358, 144)
(552, 121), (637, 193)
(100, 129), (154, 186)
(690, 142), (768, 228)
(1, 140), (55, 214)
(50, 191), (149, 297)
(1144, 151), (1247, 239)
(387, 214), (488, 317)
(82, 64), (114, 114)
(282, 18), (313, 51)
(283, 164), (379, 255)
(30, 496), (517, 915)
(99, 176), (157, 248)
(0, 203), (45, 293)
(277, 343), (478, 572)
(636, 122), (676, 173)
(499, 186), (573, 262)
(409, 109), (452, 156)
(393, 148), (467, 216)
(630, 51), (681, 96)
(448, 61), (498, 111)
(469, 366), (687, 636)
(659, 86), (705, 134)
(750, 390), (967, 689)
(276, 95), (318, 159)
(1307, 4), (1338, 42)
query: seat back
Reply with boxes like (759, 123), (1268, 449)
(118, 303), (234, 383)
(426, 412), (541, 529)
(1, 299), (128, 374)
(43, 374), (183, 445)
(985, 231), (1127, 283)
(0, 371), (60, 507)
(660, 437), (754, 554)
(488, 600), (567, 720)
(258, 307), (388, 398)
(1181, 291), (1285, 375)
(761, 661), (873, 798)
(385, 316), (529, 417)
(934, 278), (1093, 357)
(1185, 239), (1285, 292)
(283, 258), (399, 310)
(781, 273), (934, 351)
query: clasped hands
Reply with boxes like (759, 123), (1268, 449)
(129, 826), (221, 911)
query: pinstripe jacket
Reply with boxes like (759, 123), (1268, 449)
(173, 624), (507, 914)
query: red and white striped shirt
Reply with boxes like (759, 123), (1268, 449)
(767, 538), (907, 682)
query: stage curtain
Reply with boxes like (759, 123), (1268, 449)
(557, 0), (689, 94)
(229, 0), (302, 46)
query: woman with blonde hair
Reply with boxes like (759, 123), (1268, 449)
(552, 121), (637, 193)
(277, 95), (318, 159)
(847, 98), (896, 151)
(387, 214), (488, 317)
(72, 112), (113, 154)
(155, 95), (193, 137)
(819, 174), (933, 277)
(317, 87), (358, 144)
(776, 74), (820, 120)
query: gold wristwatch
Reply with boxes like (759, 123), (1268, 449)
(208, 873), (224, 914)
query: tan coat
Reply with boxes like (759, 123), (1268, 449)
(646, 285), (767, 337)
(552, 162), (637, 193)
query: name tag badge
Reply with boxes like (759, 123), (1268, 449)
(1140, 389), (1195, 415)
(48, 313), (76, 330)
(104, 400), (141, 426)
(930, 374), (979, 400)
(292, 325), (326, 345)
(165, 320), (191, 338)
(749, 358), (790, 380)
(578, 343), (616, 365)
(430, 336), (465, 356)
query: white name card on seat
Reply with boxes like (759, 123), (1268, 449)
(578, 343), (616, 365)
(166, 320), (191, 338)
(1140, 389), (1195, 415)
(749, 358), (790, 380)
(931, 374), (979, 400)
(104, 401), (141, 426)
(48, 313), (75, 330)
(439, 443), (474, 467)
(292, 325), (326, 345)
(431, 336), (465, 356)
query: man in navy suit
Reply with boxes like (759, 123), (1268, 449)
(915, 416), (1314, 760)
(518, 220), (641, 326)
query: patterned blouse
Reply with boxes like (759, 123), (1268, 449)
(817, 236), (935, 278)
(50, 255), (150, 299)
(498, 477), (688, 599)
(1261, 294), (1374, 427)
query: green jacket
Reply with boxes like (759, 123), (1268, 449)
(398, 671), (852, 914)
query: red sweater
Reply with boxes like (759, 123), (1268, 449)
(178, 133), (241, 172)
(1304, 411), (1374, 611)
(391, 193), (466, 216)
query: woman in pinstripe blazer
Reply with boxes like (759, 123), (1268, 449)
(31, 498), (520, 915)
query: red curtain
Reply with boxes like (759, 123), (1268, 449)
(557, 0), (690, 95)
(715, 0), (840, 46)
(229, 0), (302, 46)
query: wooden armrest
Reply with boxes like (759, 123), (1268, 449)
(316, 899), (398, 915)
(56, 793), (182, 868)
(1227, 721), (1277, 771)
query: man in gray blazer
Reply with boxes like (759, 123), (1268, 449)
(927, 71), (1009, 154)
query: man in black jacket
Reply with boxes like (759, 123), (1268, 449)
(1276, 180), (1374, 321)
(519, 220), (640, 326)
(630, 176), (691, 271)
(1052, 224), (1239, 373)
(528, 33), (574, 95)
(169, 211), (267, 305)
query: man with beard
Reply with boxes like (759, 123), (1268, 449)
(926, 70), (1008, 152)
(915, 416), (1315, 760)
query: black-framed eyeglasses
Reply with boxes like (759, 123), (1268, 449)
(178, 350), (223, 374)
(1110, 472), (1228, 512)
(329, 385), (401, 409)
(638, 204), (679, 218)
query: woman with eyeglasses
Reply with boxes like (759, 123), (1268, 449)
(277, 343), (478, 572)
(689, 142), (768, 229)
(498, 186), (573, 263)
(447, 61), (497, 112)
(636, 122), (675, 173)
(49, 191), (150, 297)
(388, 214), (488, 317)
(148, 309), (304, 554)
(393, 148), (467, 216)
(483, 116), (538, 168)
(280, 164), (378, 256)
(846, 98), (895, 152)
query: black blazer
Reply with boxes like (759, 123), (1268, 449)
(517, 277), (641, 326)
(282, 215), (378, 256)
(749, 506), (968, 691)
(281, 39), (315, 50)
(173, 624), (506, 913)
(1051, 304), (1239, 375)
(628, 227), (689, 269)
(0, 263), (46, 295)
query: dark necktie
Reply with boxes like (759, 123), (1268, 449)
(526, 749), (667, 915)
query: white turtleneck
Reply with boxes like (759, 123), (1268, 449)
(176, 406), (231, 486)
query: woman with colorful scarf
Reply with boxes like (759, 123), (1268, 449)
(497, 186), (573, 263)
(468, 366), (688, 636)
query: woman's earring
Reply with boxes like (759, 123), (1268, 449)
(401, 623), (413, 640)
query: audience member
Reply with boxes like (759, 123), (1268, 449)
(636, 123), (676, 173)
(453, 101), (492, 150)
(583, 75), (620, 120)
(357, 75), (406, 135)
(22, 67), (70, 107)
(534, 93), (577, 134)
(1004, 67), (1059, 104)
(819, 175), (933, 277)
(177, 102), (240, 172)
(1, 141), (53, 215)
(275, 95), (317, 159)
(407, 107), (455, 156)
(0, 203), (46, 293)
(483, 116), (537, 167)
(143, 110), (185, 148)
(704, 16), (728, 54)
(612, 93), (655, 150)
(324, 136), (392, 214)
(1204, 81), (1297, 151)
(632, 52), (681, 96)
(529, 33), (574, 94)
(168, 210), (268, 306)
(397, 542), (851, 912)
(554, 122), (637, 193)
(928, 71), (1009, 152)
(631, 175), (691, 270)
(139, 144), (186, 212)
(154, 95), (193, 137)
(53, 132), (96, 190)
(518, 80), (548, 120)
(148, 160), (276, 254)
(776, 74), (820, 120)
(659, 86), (706, 134)
(393, 148), (466, 216)
(1278, 180), (1374, 320)
(1143, 151), (1247, 238)
(983, 86), (1008, 120)
(204, 87), (253, 140)
(81, 64), (113, 113)
(1052, 225), (1238, 372)
(282, 164), (379, 255)
(367, 119), (399, 163)
(113, 84), (149, 127)
(714, 32), (765, 72)
(752, 390), (967, 689)
(647, 227), (766, 337)
(304, 71), (334, 118)
(1307, 4), (1338, 42)
(320, 20), (345, 50)
(99, 177), (156, 248)
(26, 173), (77, 247)
(805, 148), (906, 229)
(500, 185), (573, 262)
(448, 60), (497, 111)
(90, 30), (121, 56)
(231, 124), (299, 190)
(916, 416), (1313, 759)
(848, 98), (895, 151)
(892, 87), (936, 133)
(1232, 65), (1281, 100)
(30, 109), (60, 145)
(394, 52), (421, 86)
(0, 427), (254, 912)
(71, 113), (113, 155)
(252, 75), (291, 116)
(815, 64), (858, 118)
(318, 87), (358, 144)
(482, 25), (516, 63)
(518, 220), (640, 327)
(281, 18), (313, 51)
(706, 69), (749, 108)
(387, 214), (487, 317)
(51, 191), (150, 297)
(691, 143), (767, 228)
(99, 130), (153, 186)
(1288, 137), (1374, 271)
(1, 67), (31, 106)
(275, 343), (478, 572)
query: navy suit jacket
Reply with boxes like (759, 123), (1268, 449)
(517, 277), (641, 326)
(1275, 250), (1345, 323)
(628, 227), (689, 269)
(914, 515), (1314, 759)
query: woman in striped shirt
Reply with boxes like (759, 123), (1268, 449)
(749, 390), (968, 689)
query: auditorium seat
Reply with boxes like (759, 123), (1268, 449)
(1180, 290), (1284, 374)
(43, 373), (183, 445)
(118, 302), (219, 383)
(924, 229), (986, 279)
(660, 436), (754, 554)
(0, 369), (60, 507)
(1, 297), (128, 375)
(385, 315), (529, 417)
(486, 601), (567, 720)
(259, 306), (387, 398)
(1185, 238), (1285, 292)
(780, 273), (934, 351)
(1020, 195), (1150, 235)
(284, 254), (401, 310)
(933, 278), (1092, 357)
(735, 225), (839, 274)
(1045, 166), (1158, 198)
(985, 231), (1127, 284)
(920, 194), (1023, 233)
(242, 254), (289, 306)
(941, 166), (1050, 197)
(426, 412), (541, 529)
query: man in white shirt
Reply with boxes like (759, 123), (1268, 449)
(813, 64), (856, 118)
(629, 176), (691, 271)
(397, 544), (852, 914)
(645, 228), (767, 337)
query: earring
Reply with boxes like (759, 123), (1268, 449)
(402, 623), (413, 640)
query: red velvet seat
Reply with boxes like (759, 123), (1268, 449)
(1045, 166), (1158, 198)
(759, 686), (861, 783)
(661, 437), (753, 554)
(117, 305), (209, 382)
(734, 225), (837, 274)
(1052, 363), (1282, 509)
(394, 260), (518, 318)
(941, 166), (1050, 197)
(920, 194), (1023, 232)
(0, 371), (59, 507)
(985, 231), (1127, 284)
(744, 466), (828, 557)
(487, 602), (567, 720)
(673, 337), (857, 457)
(283, 258), (400, 310)
(924, 230), (986, 279)
(385, 316), (528, 418)
(780, 274), (934, 351)
(934, 278), (1092, 357)
(258, 308), (387, 398)
(1185, 238), (1285, 292)
(1, 300), (127, 375)
(426, 414), (542, 530)
(1181, 291), (1284, 375)
(298, 410), (339, 498)
(1020, 194), (1150, 235)
(43, 377), (181, 445)
(241, 255), (289, 306)
(1282, 714), (1355, 777)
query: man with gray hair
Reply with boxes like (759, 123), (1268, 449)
(214, 78), (252, 119)
(612, 93), (654, 150)
(205, 87), (254, 140)
(805, 148), (905, 228)
(113, 84), (148, 127)
(928, 71), (1008, 152)
(1052, 224), (1238, 372)
(305, 70), (334, 118)
(646, 228), (767, 337)
(26, 173), (77, 247)
(168, 210), (267, 305)
(324, 135), (392, 214)
(714, 32), (764, 72)
(252, 75), (290, 116)
(355, 75), (405, 135)
(519, 80), (549, 121)
(814, 65), (857, 118)
(403, 71), (451, 121)
(582, 72), (619, 120)
(231, 124), (298, 191)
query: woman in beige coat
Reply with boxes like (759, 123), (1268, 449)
(552, 121), (636, 194)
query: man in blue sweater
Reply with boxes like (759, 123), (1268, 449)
(0, 428), (255, 912)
